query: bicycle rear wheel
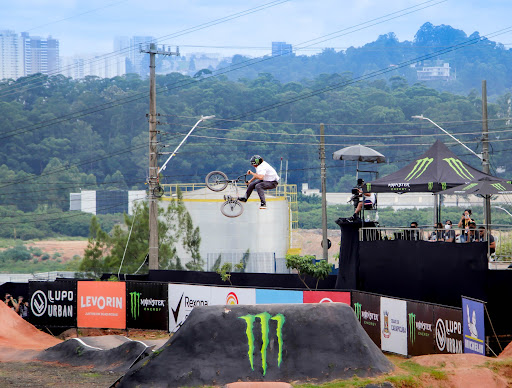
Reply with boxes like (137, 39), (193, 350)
(205, 171), (228, 191)
(221, 200), (244, 218)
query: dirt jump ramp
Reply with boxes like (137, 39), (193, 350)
(37, 338), (150, 372)
(116, 303), (393, 387)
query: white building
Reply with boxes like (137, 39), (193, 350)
(0, 30), (24, 80)
(60, 53), (126, 79)
(416, 62), (452, 81)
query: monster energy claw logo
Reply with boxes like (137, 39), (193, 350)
(428, 182), (434, 191)
(366, 183), (371, 192)
(441, 182), (447, 191)
(354, 303), (362, 323)
(462, 183), (478, 191)
(405, 157), (433, 181)
(491, 183), (507, 191)
(239, 312), (285, 376)
(130, 291), (141, 319)
(443, 158), (474, 180)
(408, 313), (416, 345)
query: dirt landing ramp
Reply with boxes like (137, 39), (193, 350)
(37, 338), (150, 372)
(116, 303), (394, 387)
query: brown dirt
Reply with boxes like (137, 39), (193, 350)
(26, 240), (88, 262)
(294, 229), (340, 263)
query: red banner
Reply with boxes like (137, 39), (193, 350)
(303, 291), (350, 305)
(77, 281), (126, 329)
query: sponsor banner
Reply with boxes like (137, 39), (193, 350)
(255, 289), (303, 304)
(168, 284), (211, 333)
(210, 287), (256, 305)
(303, 291), (350, 305)
(77, 281), (126, 329)
(462, 297), (485, 355)
(380, 297), (407, 356)
(351, 291), (381, 348)
(126, 282), (168, 330)
(433, 306), (463, 354)
(407, 301), (434, 356)
(29, 281), (77, 327)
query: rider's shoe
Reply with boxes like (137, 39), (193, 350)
(238, 197), (247, 202)
(259, 202), (267, 209)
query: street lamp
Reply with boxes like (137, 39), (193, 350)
(158, 115), (215, 174)
(494, 206), (512, 218)
(411, 115), (483, 160)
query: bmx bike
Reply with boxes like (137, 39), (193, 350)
(205, 171), (249, 218)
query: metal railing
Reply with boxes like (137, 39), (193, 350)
(359, 225), (512, 268)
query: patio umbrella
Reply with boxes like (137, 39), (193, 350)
(332, 144), (385, 180)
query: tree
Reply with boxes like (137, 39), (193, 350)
(285, 254), (332, 290)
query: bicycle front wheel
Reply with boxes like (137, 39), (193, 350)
(205, 171), (228, 192)
(221, 200), (244, 218)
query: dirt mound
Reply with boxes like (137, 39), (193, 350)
(0, 300), (60, 351)
(117, 303), (393, 387)
(499, 340), (512, 358)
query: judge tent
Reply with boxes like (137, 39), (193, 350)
(363, 140), (502, 194)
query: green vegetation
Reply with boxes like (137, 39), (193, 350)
(285, 254), (332, 290)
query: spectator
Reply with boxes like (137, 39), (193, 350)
(467, 222), (478, 242)
(429, 222), (444, 241)
(17, 296), (29, 319)
(458, 209), (474, 243)
(405, 222), (421, 240)
(443, 220), (455, 242)
(478, 226), (496, 254)
(3, 293), (19, 312)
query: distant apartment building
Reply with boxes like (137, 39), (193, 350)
(70, 190), (146, 215)
(415, 60), (453, 81)
(0, 30), (24, 80)
(127, 36), (154, 78)
(60, 54), (126, 79)
(272, 41), (292, 56)
(22, 32), (60, 76)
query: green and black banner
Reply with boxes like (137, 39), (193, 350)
(352, 291), (381, 348)
(407, 301), (434, 356)
(126, 281), (168, 330)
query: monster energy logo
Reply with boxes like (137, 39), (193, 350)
(239, 312), (285, 376)
(130, 291), (141, 320)
(491, 183), (507, 191)
(462, 183), (478, 191)
(366, 183), (371, 192)
(443, 158), (474, 180)
(428, 182), (434, 191)
(405, 157), (433, 181)
(441, 182), (447, 191)
(408, 313), (416, 344)
(354, 303), (362, 323)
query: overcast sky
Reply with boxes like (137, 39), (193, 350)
(2, 0), (512, 58)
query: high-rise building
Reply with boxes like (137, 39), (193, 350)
(271, 41), (292, 56)
(128, 36), (154, 78)
(0, 30), (24, 80)
(21, 32), (60, 76)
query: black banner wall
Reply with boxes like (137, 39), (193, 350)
(28, 280), (77, 327)
(352, 291), (381, 348)
(433, 306), (463, 354)
(407, 301), (434, 356)
(126, 282), (168, 330)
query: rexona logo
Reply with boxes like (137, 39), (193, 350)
(405, 157), (433, 181)
(239, 312), (285, 376)
(129, 291), (165, 320)
(354, 302), (379, 326)
(443, 158), (474, 180)
(226, 292), (239, 305)
(30, 289), (74, 318)
(435, 318), (462, 353)
(408, 313), (433, 345)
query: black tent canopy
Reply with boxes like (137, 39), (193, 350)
(363, 140), (501, 194)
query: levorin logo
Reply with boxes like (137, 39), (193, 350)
(491, 183), (507, 191)
(408, 313), (416, 344)
(405, 157), (433, 181)
(443, 158), (474, 180)
(130, 291), (141, 320)
(239, 312), (285, 376)
(354, 302), (362, 323)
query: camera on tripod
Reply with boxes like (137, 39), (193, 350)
(349, 178), (365, 205)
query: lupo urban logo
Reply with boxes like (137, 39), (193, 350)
(239, 312), (285, 375)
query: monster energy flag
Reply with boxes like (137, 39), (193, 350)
(363, 140), (502, 193)
(407, 301), (434, 356)
(126, 281), (168, 330)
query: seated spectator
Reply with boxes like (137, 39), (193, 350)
(443, 220), (455, 242)
(467, 222), (478, 242)
(405, 222), (421, 240)
(3, 293), (19, 312)
(17, 296), (28, 319)
(350, 188), (376, 221)
(478, 226), (496, 254)
(458, 209), (475, 243)
(429, 222), (444, 241)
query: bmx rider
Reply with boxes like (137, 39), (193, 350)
(238, 155), (279, 209)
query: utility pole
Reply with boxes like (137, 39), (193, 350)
(141, 43), (179, 270)
(482, 80), (491, 229)
(320, 124), (328, 261)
